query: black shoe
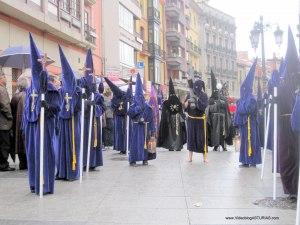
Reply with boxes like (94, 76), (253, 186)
(130, 162), (136, 167)
(288, 195), (297, 203)
(143, 161), (148, 165)
(223, 148), (227, 151)
(239, 164), (249, 168)
(169, 149), (174, 151)
(249, 164), (256, 167)
(19, 164), (27, 170)
(0, 166), (15, 172)
(119, 151), (126, 155)
(213, 147), (218, 151)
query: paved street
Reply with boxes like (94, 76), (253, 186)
(0, 147), (296, 225)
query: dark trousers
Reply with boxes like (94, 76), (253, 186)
(18, 153), (27, 170)
(0, 130), (10, 169)
(103, 118), (114, 147)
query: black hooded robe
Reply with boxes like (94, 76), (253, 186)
(185, 79), (208, 154)
(157, 78), (186, 151)
(278, 28), (299, 195)
(206, 94), (233, 150)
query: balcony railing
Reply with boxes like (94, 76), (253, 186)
(149, 43), (165, 59)
(148, 7), (160, 23)
(84, 24), (96, 44)
(142, 41), (150, 54)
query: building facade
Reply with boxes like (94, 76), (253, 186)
(165, 0), (188, 86)
(163, 0), (237, 97)
(136, 0), (167, 87)
(197, 1), (237, 97)
(0, 0), (102, 96)
(102, 0), (143, 79)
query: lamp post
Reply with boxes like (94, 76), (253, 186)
(249, 16), (283, 90)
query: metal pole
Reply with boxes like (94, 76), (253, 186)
(261, 95), (272, 180)
(79, 88), (85, 183)
(299, 0), (300, 56)
(296, 135), (300, 225)
(264, 98), (267, 132)
(260, 16), (267, 90)
(126, 102), (130, 157)
(100, 114), (103, 154)
(86, 92), (95, 173)
(39, 93), (45, 198)
(273, 86), (278, 200)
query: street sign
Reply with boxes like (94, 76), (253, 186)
(137, 61), (144, 69)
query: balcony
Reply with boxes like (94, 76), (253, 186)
(166, 53), (187, 71)
(166, 28), (186, 47)
(84, 0), (96, 6)
(148, 7), (160, 24)
(84, 24), (96, 44)
(165, 1), (181, 18)
(186, 40), (201, 55)
(141, 41), (151, 56)
(149, 43), (165, 60)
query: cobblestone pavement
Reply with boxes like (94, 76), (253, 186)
(0, 147), (296, 225)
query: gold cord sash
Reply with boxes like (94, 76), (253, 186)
(144, 122), (148, 149)
(71, 116), (76, 171)
(247, 115), (252, 157)
(187, 114), (208, 156)
(93, 116), (97, 148)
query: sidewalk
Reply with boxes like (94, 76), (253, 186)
(0, 147), (296, 225)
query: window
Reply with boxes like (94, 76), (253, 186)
(213, 56), (216, 67)
(140, 1), (145, 16)
(219, 37), (222, 46)
(225, 38), (228, 49)
(232, 81), (235, 93)
(226, 59), (229, 70)
(206, 33), (210, 44)
(119, 4), (134, 34)
(231, 41), (234, 50)
(213, 35), (216, 45)
(140, 27), (145, 40)
(220, 57), (223, 70)
(153, 0), (159, 9)
(231, 61), (234, 71)
(154, 24), (160, 45)
(119, 41), (134, 67)
(155, 60), (160, 83)
(71, 0), (80, 19)
(60, 0), (70, 13)
(84, 11), (89, 25)
(207, 54), (211, 67)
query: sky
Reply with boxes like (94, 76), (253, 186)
(208, 0), (299, 59)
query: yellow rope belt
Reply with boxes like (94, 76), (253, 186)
(71, 115), (76, 171)
(144, 122), (148, 149)
(187, 114), (208, 156)
(247, 115), (252, 157)
(93, 116), (97, 148)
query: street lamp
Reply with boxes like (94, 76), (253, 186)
(274, 26), (283, 48)
(249, 28), (260, 51)
(249, 16), (283, 90)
